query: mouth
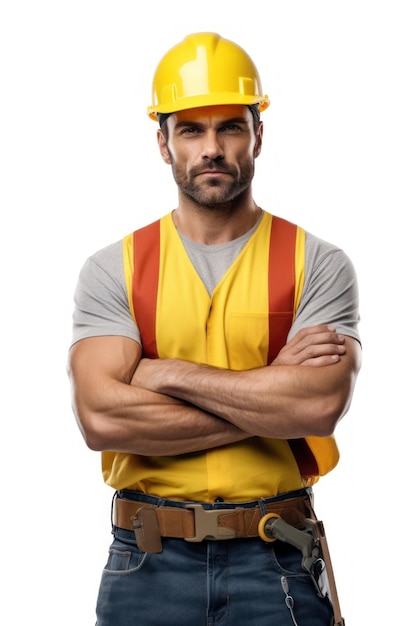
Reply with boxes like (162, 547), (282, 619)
(197, 169), (231, 177)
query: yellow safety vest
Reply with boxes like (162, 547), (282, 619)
(101, 211), (339, 501)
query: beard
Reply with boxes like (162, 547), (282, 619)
(171, 158), (255, 209)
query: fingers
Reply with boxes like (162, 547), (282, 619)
(289, 325), (345, 353)
(272, 325), (346, 367)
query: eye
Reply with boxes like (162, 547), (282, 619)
(179, 126), (202, 136)
(220, 123), (244, 133)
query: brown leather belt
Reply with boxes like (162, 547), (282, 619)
(114, 494), (313, 544)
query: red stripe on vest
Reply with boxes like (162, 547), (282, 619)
(132, 219), (160, 358)
(268, 217), (319, 477)
(267, 216), (296, 365)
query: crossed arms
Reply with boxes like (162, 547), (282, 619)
(68, 325), (361, 457)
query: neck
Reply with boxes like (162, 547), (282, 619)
(173, 191), (261, 245)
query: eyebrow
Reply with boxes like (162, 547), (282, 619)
(174, 116), (250, 130)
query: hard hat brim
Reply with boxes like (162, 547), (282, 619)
(147, 93), (270, 121)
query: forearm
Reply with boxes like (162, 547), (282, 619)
(68, 337), (250, 457)
(141, 362), (342, 437)
(136, 336), (361, 439)
(72, 378), (250, 456)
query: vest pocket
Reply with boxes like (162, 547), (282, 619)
(227, 311), (293, 369)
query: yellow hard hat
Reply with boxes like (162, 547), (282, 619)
(147, 32), (270, 121)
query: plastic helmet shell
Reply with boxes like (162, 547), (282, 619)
(147, 32), (270, 120)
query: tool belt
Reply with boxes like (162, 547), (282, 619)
(114, 493), (344, 624)
(114, 492), (313, 548)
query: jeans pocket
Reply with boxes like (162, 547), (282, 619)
(270, 541), (306, 575)
(103, 538), (147, 574)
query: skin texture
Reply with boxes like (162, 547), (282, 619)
(68, 104), (361, 457)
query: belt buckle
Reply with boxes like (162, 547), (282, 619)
(184, 504), (236, 542)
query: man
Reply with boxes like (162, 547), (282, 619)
(68, 32), (361, 626)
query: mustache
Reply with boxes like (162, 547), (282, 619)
(191, 161), (235, 176)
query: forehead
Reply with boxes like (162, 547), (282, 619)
(170, 104), (251, 125)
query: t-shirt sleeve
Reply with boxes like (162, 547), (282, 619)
(70, 240), (141, 347)
(288, 233), (361, 343)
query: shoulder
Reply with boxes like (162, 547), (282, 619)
(294, 230), (360, 341)
(305, 230), (344, 257)
(304, 231), (357, 277)
(85, 239), (124, 273)
(75, 239), (126, 305)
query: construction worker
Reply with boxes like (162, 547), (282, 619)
(68, 32), (361, 625)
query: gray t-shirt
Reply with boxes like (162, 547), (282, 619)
(71, 215), (360, 348)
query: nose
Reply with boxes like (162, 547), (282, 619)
(202, 130), (224, 161)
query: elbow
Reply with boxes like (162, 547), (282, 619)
(315, 416), (338, 438)
(84, 430), (106, 452)
(315, 392), (353, 437)
(74, 408), (109, 452)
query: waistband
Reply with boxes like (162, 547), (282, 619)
(113, 489), (314, 543)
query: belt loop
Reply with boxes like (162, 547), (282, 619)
(111, 490), (118, 528)
(305, 487), (315, 516)
(258, 498), (268, 517)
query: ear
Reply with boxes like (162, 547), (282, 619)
(253, 122), (263, 158)
(157, 129), (172, 164)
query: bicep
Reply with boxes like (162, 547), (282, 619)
(68, 336), (142, 403)
(68, 336), (144, 450)
(319, 335), (362, 421)
(341, 335), (362, 391)
(295, 334), (361, 434)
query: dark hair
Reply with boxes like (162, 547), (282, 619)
(248, 104), (261, 131)
(157, 112), (172, 128)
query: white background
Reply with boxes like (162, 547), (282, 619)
(1, 1), (416, 623)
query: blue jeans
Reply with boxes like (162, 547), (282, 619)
(95, 490), (334, 625)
